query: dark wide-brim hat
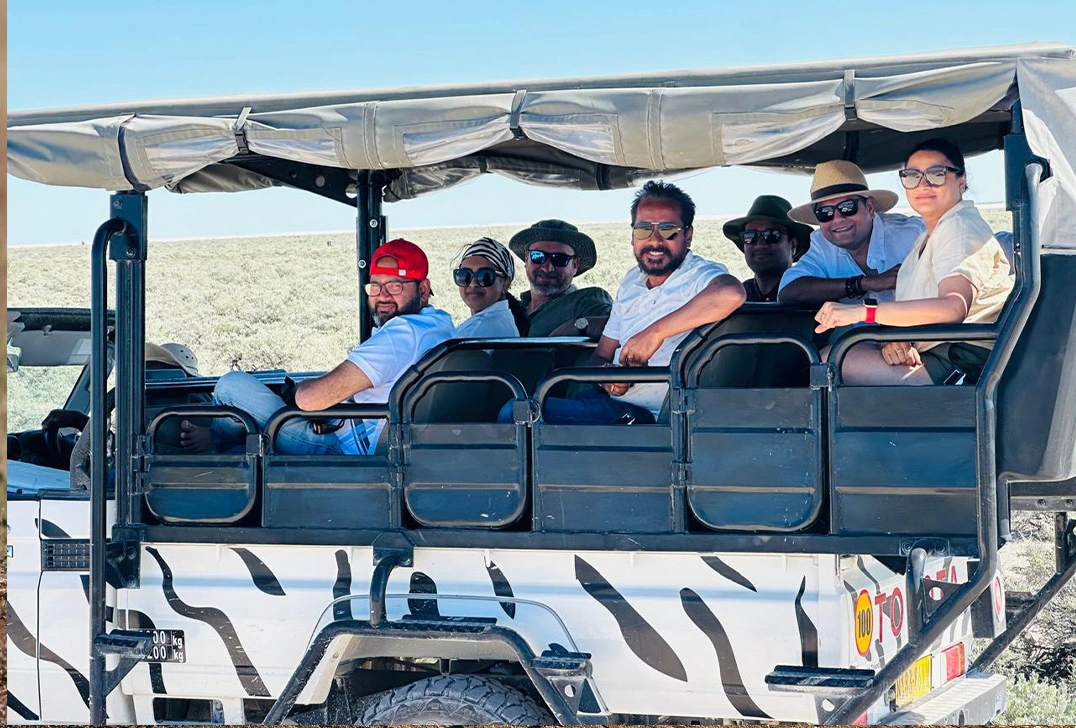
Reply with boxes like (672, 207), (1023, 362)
(788, 160), (899, 225)
(508, 219), (597, 275)
(722, 195), (814, 261)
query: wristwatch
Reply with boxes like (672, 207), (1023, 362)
(863, 296), (878, 324)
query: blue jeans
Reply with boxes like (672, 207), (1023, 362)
(212, 371), (343, 455)
(498, 385), (656, 425)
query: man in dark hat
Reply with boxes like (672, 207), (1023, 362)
(508, 219), (612, 337)
(723, 195), (813, 302)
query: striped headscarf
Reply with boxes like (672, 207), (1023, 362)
(459, 237), (515, 280)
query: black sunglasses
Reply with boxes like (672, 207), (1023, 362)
(898, 165), (964, 189)
(527, 250), (576, 268)
(453, 267), (501, 287)
(739, 228), (788, 246)
(632, 221), (684, 241)
(813, 196), (866, 223)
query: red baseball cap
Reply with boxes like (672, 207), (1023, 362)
(370, 238), (429, 281)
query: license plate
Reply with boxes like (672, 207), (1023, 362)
(894, 655), (932, 707)
(143, 629), (186, 664)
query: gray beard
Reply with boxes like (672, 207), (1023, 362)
(532, 281), (571, 298)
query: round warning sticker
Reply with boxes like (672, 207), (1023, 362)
(854, 590), (874, 657)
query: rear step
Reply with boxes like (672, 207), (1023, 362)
(765, 666), (875, 696)
(881, 672), (1006, 724)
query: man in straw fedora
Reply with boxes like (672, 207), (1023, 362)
(723, 195), (813, 302)
(508, 219), (613, 338)
(778, 160), (924, 305)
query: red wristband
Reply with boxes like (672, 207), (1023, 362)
(864, 298), (878, 324)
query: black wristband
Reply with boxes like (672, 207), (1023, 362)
(844, 275), (865, 299)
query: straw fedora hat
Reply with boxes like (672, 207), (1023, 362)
(788, 160), (899, 225)
(722, 195), (814, 261)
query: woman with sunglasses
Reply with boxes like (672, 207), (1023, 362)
(453, 237), (530, 338)
(815, 138), (1014, 385)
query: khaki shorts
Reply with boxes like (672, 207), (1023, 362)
(919, 343), (992, 385)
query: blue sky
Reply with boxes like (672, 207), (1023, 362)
(8, 1), (1075, 245)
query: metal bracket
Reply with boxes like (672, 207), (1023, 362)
(370, 532), (415, 626)
(921, 577), (962, 620)
(810, 362), (833, 390)
(94, 630), (153, 697)
(105, 540), (141, 589)
(246, 432), (267, 459)
(512, 399), (540, 426)
(1055, 512), (1076, 574)
(532, 649), (593, 716)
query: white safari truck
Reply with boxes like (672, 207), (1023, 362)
(7, 43), (1076, 725)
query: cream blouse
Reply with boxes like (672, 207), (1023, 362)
(894, 200), (1014, 351)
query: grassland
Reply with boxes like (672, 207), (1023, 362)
(8, 206), (1076, 723)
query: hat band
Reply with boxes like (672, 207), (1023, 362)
(811, 182), (868, 201)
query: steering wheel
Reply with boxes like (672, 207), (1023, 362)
(41, 409), (89, 469)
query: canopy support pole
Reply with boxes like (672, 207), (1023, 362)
(356, 171), (386, 342)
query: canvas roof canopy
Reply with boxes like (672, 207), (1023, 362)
(7, 43), (1076, 209)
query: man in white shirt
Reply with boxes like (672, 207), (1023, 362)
(183, 239), (454, 455)
(778, 160), (924, 305)
(535, 181), (746, 424)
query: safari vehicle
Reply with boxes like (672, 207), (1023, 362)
(6, 43), (1076, 725)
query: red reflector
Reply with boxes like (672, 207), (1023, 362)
(852, 712), (868, 725)
(943, 643), (966, 682)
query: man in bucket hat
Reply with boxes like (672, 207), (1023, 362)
(508, 219), (612, 337)
(778, 160), (924, 305)
(182, 239), (454, 456)
(723, 195), (813, 302)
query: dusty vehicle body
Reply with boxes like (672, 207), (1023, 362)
(6, 42), (1076, 725)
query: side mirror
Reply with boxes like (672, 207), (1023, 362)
(7, 350), (20, 373)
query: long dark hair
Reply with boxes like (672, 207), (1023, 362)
(506, 293), (530, 336)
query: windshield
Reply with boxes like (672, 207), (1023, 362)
(6, 362), (85, 434)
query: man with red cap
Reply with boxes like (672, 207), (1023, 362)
(183, 239), (454, 455)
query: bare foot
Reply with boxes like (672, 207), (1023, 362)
(179, 420), (214, 453)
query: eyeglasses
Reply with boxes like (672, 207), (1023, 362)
(813, 196), (866, 223)
(527, 250), (576, 268)
(739, 228), (788, 246)
(632, 222), (685, 240)
(453, 267), (501, 287)
(898, 165), (964, 189)
(365, 280), (418, 296)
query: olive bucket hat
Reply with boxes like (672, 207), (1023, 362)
(508, 219), (597, 275)
(722, 195), (814, 261)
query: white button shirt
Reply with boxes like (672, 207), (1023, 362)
(338, 306), (456, 454)
(454, 299), (521, 339)
(779, 212), (925, 302)
(604, 252), (730, 417)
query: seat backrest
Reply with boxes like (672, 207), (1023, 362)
(490, 346), (557, 394)
(998, 252), (1076, 483)
(687, 307), (817, 388)
(410, 349), (494, 423)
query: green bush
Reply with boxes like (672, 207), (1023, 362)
(998, 673), (1076, 725)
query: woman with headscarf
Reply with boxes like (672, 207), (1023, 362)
(814, 138), (1014, 385)
(453, 237), (529, 338)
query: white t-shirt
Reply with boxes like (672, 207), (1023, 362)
(335, 306), (455, 454)
(779, 212), (925, 302)
(895, 200), (1014, 352)
(604, 252), (730, 417)
(454, 299), (520, 339)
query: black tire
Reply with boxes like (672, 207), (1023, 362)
(356, 674), (555, 726)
